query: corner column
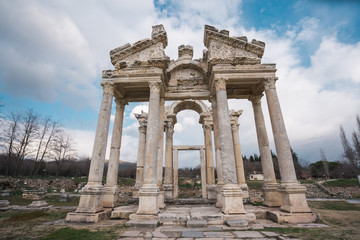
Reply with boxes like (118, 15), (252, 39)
(137, 81), (161, 215)
(72, 82), (113, 215)
(249, 94), (281, 207)
(133, 112), (147, 198)
(229, 110), (249, 199)
(103, 98), (127, 208)
(164, 117), (175, 199)
(264, 78), (310, 213)
(214, 78), (245, 214)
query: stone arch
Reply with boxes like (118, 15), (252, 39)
(166, 99), (210, 116)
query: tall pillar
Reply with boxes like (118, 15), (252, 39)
(229, 110), (249, 199)
(75, 82), (114, 214)
(137, 81), (161, 215)
(103, 98), (127, 208)
(157, 97), (165, 208)
(264, 77), (310, 213)
(173, 148), (179, 199)
(202, 119), (216, 199)
(249, 94), (281, 207)
(210, 96), (224, 185)
(133, 112), (147, 198)
(164, 117), (175, 198)
(214, 77), (245, 214)
(199, 147), (207, 199)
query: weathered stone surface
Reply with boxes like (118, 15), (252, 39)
(126, 219), (159, 228)
(233, 231), (264, 238)
(225, 219), (248, 227)
(181, 231), (203, 238)
(267, 210), (320, 224)
(28, 200), (48, 208)
(66, 209), (111, 223)
(22, 190), (46, 200)
(111, 205), (138, 219)
(186, 219), (207, 228)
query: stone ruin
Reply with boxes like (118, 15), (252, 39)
(66, 24), (317, 225)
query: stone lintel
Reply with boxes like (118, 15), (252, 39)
(173, 145), (205, 151)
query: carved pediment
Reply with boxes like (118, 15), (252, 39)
(204, 25), (265, 65)
(109, 24), (169, 69)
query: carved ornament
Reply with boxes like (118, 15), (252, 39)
(263, 77), (277, 91)
(101, 82), (114, 95)
(213, 77), (227, 91)
(148, 81), (161, 93)
(248, 94), (263, 105)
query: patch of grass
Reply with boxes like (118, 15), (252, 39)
(323, 178), (359, 187)
(118, 177), (135, 186)
(3, 211), (48, 222)
(299, 179), (315, 184)
(41, 227), (117, 240)
(246, 180), (263, 190)
(308, 201), (360, 211)
(0, 195), (33, 206)
(1, 210), (68, 223)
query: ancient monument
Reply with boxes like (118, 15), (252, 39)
(66, 24), (315, 224)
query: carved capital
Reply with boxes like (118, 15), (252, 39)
(248, 94), (263, 105)
(165, 120), (174, 135)
(115, 98), (128, 110)
(213, 77), (227, 91)
(203, 123), (213, 132)
(101, 82), (114, 95)
(148, 81), (161, 93)
(138, 124), (147, 134)
(263, 77), (277, 91)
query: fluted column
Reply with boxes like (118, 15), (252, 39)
(76, 82), (114, 213)
(229, 110), (249, 199)
(213, 77), (245, 214)
(133, 112), (147, 198)
(249, 94), (281, 207)
(264, 77), (310, 213)
(137, 81), (161, 215)
(164, 118), (174, 198)
(157, 97), (165, 208)
(103, 98), (127, 208)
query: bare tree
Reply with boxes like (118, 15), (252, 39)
(51, 130), (77, 176)
(340, 115), (360, 176)
(31, 118), (61, 176)
(320, 148), (330, 179)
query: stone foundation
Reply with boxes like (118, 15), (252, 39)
(103, 186), (120, 208)
(278, 183), (311, 213)
(76, 184), (106, 213)
(262, 183), (282, 207)
(221, 184), (246, 215)
(66, 209), (111, 223)
(137, 184), (160, 215)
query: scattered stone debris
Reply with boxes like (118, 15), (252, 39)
(28, 200), (49, 208)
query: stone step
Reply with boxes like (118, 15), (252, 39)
(111, 205), (137, 219)
(125, 219), (159, 228)
(225, 219), (248, 227)
(186, 219), (207, 228)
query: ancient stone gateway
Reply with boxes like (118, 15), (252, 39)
(66, 24), (314, 224)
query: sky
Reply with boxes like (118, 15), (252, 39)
(0, 0), (360, 168)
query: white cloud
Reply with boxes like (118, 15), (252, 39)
(130, 105), (149, 120)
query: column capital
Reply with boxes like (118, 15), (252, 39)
(101, 81), (114, 95)
(263, 77), (277, 91)
(213, 77), (227, 91)
(138, 124), (147, 134)
(148, 81), (161, 93)
(114, 98), (128, 109)
(248, 94), (263, 105)
(231, 123), (239, 132)
(203, 122), (213, 132)
(165, 120), (174, 134)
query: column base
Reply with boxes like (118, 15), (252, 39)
(215, 184), (224, 208)
(137, 184), (160, 215)
(158, 185), (165, 209)
(278, 182), (311, 213)
(239, 183), (249, 199)
(207, 184), (217, 200)
(75, 184), (105, 213)
(221, 184), (246, 215)
(164, 184), (174, 199)
(132, 184), (141, 198)
(262, 183), (282, 207)
(103, 185), (120, 208)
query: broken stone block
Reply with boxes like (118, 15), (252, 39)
(28, 200), (48, 208)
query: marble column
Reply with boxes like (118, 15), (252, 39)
(229, 110), (249, 199)
(210, 96), (224, 185)
(103, 98), (127, 208)
(157, 97), (165, 208)
(249, 94), (281, 207)
(137, 81), (161, 215)
(164, 117), (175, 198)
(133, 112), (147, 198)
(199, 147), (207, 199)
(76, 82), (113, 213)
(214, 77), (245, 214)
(203, 120), (216, 200)
(173, 148), (179, 199)
(264, 77), (310, 213)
